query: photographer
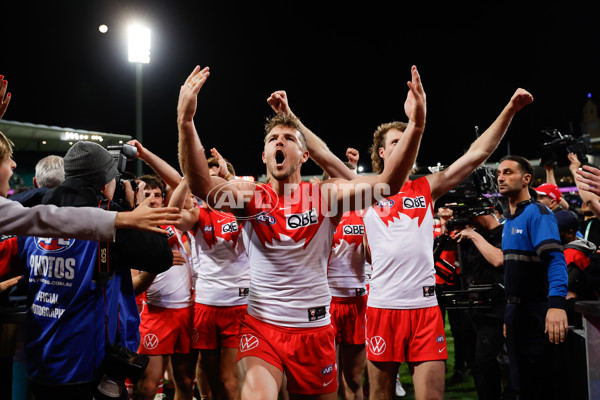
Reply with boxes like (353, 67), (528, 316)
(453, 210), (508, 400)
(9, 141), (173, 399)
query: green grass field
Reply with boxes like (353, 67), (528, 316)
(395, 319), (477, 399)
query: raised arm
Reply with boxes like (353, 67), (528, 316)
(128, 139), (182, 188)
(0, 76), (11, 120)
(427, 88), (534, 201)
(571, 153), (600, 217)
(267, 91), (358, 181)
(321, 65), (426, 211)
(177, 65), (251, 215)
(167, 176), (199, 233)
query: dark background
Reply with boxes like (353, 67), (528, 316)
(2, 2), (599, 178)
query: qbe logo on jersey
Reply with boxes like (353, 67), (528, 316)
(221, 220), (238, 234)
(343, 224), (364, 235)
(286, 208), (318, 230)
(402, 196), (426, 209)
(367, 336), (387, 355)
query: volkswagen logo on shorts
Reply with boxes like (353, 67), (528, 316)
(143, 333), (159, 350)
(239, 334), (259, 352)
(367, 336), (387, 355)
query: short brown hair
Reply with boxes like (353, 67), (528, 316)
(368, 121), (408, 174)
(138, 174), (165, 194)
(264, 114), (307, 150)
(0, 131), (14, 162)
(499, 155), (534, 186)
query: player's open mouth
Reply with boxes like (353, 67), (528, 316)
(275, 150), (285, 166)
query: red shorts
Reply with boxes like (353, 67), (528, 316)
(365, 306), (447, 363)
(330, 295), (367, 345)
(192, 303), (247, 349)
(138, 304), (194, 355)
(236, 314), (337, 395)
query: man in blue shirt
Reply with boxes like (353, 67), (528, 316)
(497, 155), (568, 399)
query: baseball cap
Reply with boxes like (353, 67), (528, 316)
(64, 141), (119, 186)
(533, 183), (562, 201)
(554, 210), (580, 232)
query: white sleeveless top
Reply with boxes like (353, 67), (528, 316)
(363, 177), (437, 309)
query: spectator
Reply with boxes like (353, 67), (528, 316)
(10, 155), (65, 206)
(533, 182), (564, 213)
(554, 209), (598, 325)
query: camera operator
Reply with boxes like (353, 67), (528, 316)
(6, 141), (174, 400)
(452, 208), (509, 400)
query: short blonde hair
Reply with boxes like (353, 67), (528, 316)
(368, 121), (408, 174)
(0, 131), (14, 161)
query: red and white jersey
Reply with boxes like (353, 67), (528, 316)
(327, 211), (368, 297)
(243, 181), (335, 328)
(145, 225), (194, 309)
(192, 207), (250, 307)
(363, 177), (437, 309)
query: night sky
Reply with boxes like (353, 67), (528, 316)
(2, 2), (599, 178)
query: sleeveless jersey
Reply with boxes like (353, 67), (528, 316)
(145, 225), (194, 308)
(327, 211), (368, 297)
(244, 181), (335, 328)
(363, 177), (437, 309)
(192, 207), (250, 306)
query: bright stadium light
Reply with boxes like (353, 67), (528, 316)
(128, 25), (151, 64)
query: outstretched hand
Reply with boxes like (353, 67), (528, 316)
(267, 90), (291, 115)
(114, 195), (181, 234)
(404, 65), (426, 128)
(575, 165), (600, 196)
(210, 148), (230, 179)
(0, 76), (11, 120)
(177, 65), (211, 124)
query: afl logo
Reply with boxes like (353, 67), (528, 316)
(255, 212), (276, 225)
(35, 237), (75, 253)
(321, 364), (334, 375)
(376, 199), (394, 208)
(436, 335), (445, 344)
(203, 225), (214, 233)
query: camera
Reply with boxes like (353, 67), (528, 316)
(435, 166), (497, 231)
(433, 166), (501, 308)
(96, 343), (149, 398)
(540, 129), (592, 167)
(103, 342), (149, 383)
(107, 144), (138, 211)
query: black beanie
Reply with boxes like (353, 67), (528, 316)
(64, 141), (119, 186)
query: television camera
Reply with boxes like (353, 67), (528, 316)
(108, 143), (138, 211)
(540, 129), (592, 167)
(433, 166), (503, 309)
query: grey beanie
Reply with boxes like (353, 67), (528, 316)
(64, 141), (119, 186)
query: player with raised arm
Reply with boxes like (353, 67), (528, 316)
(176, 64), (426, 400)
